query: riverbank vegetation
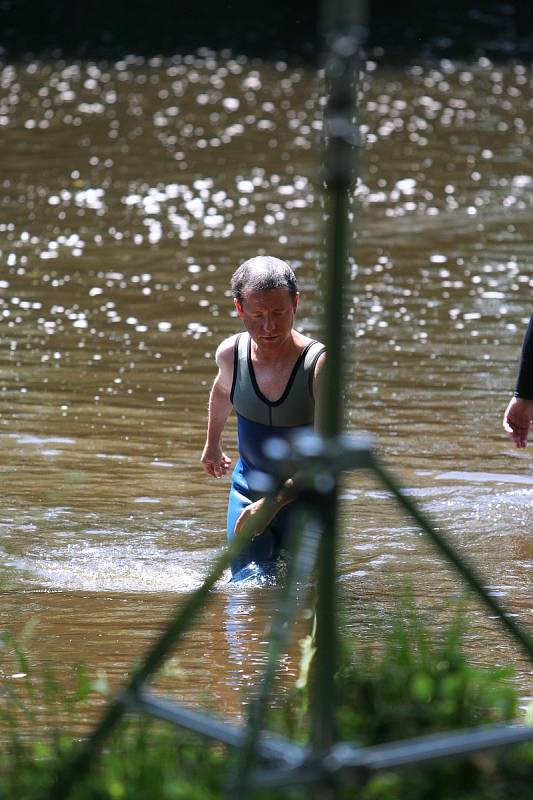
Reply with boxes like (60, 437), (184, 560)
(1, 603), (532, 799)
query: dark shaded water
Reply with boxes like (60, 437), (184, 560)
(0, 52), (532, 720)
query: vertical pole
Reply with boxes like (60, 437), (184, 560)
(312, 0), (365, 768)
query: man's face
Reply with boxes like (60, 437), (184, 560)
(234, 288), (299, 349)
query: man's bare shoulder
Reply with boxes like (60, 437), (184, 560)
(212, 335), (241, 393)
(215, 333), (241, 368)
(294, 330), (325, 351)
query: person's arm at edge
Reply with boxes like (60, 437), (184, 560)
(200, 337), (235, 477)
(503, 314), (533, 449)
(503, 397), (533, 448)
(233, 352), (326, 536)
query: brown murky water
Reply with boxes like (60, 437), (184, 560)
(1, 52), (532, 721)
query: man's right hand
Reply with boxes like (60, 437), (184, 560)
(200, 443), (232, 478)
(503, 396), (533, 449)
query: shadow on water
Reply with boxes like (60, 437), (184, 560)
(1, 1), (533, 62)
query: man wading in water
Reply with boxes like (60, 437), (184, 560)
(201, 256), (326, 582)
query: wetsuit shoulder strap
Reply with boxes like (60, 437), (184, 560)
(303, 340), (326, 398)
(230, 332), (246, 404)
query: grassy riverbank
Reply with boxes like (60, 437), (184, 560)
(2, 601), (533, 798)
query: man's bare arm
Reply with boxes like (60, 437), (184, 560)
(200, 338), (235, 478)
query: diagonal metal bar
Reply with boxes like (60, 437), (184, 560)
(250, 721), (533, 789)
(119, 688), (309, 766)
(326, 722), (533, 775)
(370, 455), (533, 662)
(229, 506), (322, 798)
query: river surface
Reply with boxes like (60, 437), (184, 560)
(0, 51), (532, 722)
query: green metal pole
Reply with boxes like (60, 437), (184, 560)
(312, 0), (365, 768)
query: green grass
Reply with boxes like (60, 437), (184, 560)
(1, 603), (532, 799)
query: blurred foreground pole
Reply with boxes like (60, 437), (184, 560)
(313, 0), (366, 771)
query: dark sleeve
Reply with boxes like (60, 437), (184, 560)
(514, 313), (533, 400)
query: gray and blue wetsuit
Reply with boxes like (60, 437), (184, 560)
(228, 332), (326, 581)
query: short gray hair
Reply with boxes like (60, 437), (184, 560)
(231, 256), (298, 305)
